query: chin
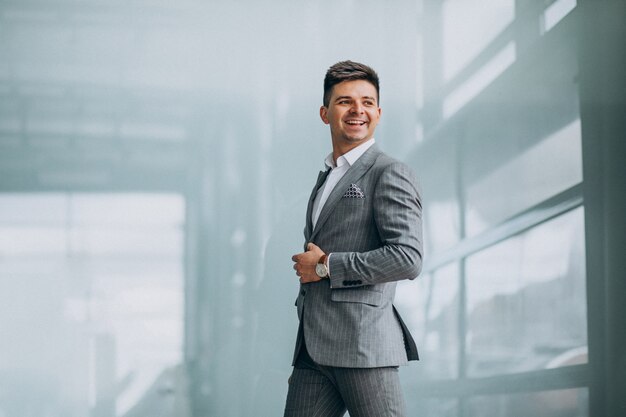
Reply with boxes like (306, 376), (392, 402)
(344, 135), (367, 143)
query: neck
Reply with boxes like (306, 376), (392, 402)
(331, 138), (369, 164)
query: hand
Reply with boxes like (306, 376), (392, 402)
(292, 243), (325, 284)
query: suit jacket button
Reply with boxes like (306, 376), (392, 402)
(342, 280), (348, 286)
(300, 290), (306, 296)
(356, 280), (362, 285)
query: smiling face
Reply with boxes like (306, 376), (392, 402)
(320, 79), (381, 156)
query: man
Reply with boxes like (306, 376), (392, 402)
(284, 61), (423, 417)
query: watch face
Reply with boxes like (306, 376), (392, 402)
(315, 263), (328, 278)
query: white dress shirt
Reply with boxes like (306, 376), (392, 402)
(312, 138), (376, 229)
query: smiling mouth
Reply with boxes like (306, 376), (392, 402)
(345, 120), (367, 126)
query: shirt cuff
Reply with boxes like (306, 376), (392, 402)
(326, 253), (332, 285)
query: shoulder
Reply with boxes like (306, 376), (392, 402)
(367, 152), (421, 202)
(372, 152), (418, 183)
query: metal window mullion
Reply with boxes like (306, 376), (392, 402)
(412, 363), (589, 399)
(423, 183), (583, 274)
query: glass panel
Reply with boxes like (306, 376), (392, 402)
(542, 0), (577, 33)
(422, 184), (461, 256)
(465, 119), (583, 236)
(443, 0), (515, 81)
(0, 193), (184, 417)
(465, 207), (587, 377)
(408, 397), (459, 417)
(397, 262), (460, 380)
(419, 137), (461, 256)
(0, 193), (66, 224)
(466, 387), (588, 417)
(443, 41), (516, 118)
(0, 225), (67, 255)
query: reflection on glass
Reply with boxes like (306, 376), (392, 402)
(466, 387), (588, 417)
(542, 0), (577, 33)
(424, 199), (461, 255)
(443, 0), (515, 81)
(0, 193), (184, 417)
(420, 137), (461, 255)
(465, 207), (587, 378)
(443, 41), (516, 118)
(424, 264), (460, 379)
(408, 397), (459, 417)
(396, 262), (459, 380)
(465, 119), (582, 236)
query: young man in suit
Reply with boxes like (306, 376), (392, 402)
(284, 61), (423, 417)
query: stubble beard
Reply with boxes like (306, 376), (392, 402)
(341, 131), (369, 144)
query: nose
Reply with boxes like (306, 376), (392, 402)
(350, 102), (364, 114)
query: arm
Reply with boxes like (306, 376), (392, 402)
(328, 162), (423, 288)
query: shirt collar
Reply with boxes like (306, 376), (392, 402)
(323, 138), (376, 170)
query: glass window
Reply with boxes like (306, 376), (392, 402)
(466, 387), (588, 417)
(465, 207), (587, 378)
(397, 262), (460, 380)
(443, 41), (516, 118)
(542, 0), (578, 33)
(0, 193), (184, 417)
(465, 119), (582, 236)
(443, 0), (515, 81)
(408, 397), (459, 417)
(419, 138), (461, 255)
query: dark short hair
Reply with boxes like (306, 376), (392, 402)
(323, 60), (380, 107)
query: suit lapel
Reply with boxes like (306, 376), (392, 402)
(310, 144), (381, 241)
(305, 168), (331, 242)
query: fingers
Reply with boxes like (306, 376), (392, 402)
(299, 275), (313, 284)
(293, 261), (316, 281)
(292, 244), (323, 282)
(293, 261), (305, 278)
(293, 243), (320, 261)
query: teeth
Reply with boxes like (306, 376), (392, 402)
(346, 120), (365, 125)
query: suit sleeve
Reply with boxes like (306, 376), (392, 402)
(327, 161), (423, 288)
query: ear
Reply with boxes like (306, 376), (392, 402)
(320, 106), (329, 124)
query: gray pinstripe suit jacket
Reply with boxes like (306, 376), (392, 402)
(293, 144), (423, 368)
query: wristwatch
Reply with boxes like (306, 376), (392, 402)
(315, 254), (329, 279)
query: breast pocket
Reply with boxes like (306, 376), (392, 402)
(336, 197), (369, 225)
(341, 197), (367, 206)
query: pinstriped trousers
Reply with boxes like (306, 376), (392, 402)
(283, 345), (407, 417)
